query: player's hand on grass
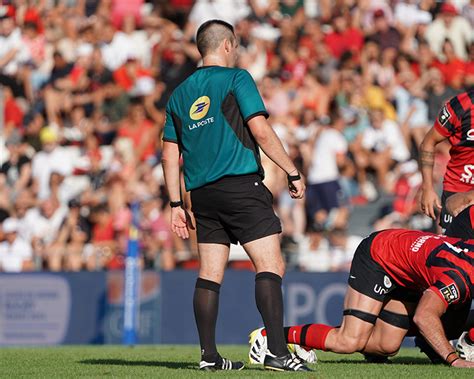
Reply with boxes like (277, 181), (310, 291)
(171, 207), (195, 239)
(420, 187), (441, 219)
(451, 358), (474, 368)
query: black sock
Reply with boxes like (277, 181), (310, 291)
(193, 277), (221, 362)
(255, 272), (288, 357)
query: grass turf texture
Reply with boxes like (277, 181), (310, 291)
(0, 346), (472, 378)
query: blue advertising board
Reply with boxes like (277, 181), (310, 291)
(3, 270), (465, 346)
(160, 270), (347, 344)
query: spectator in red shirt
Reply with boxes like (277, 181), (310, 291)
(3, 86), (23, 132)
(436, 39), (466, 89)
(324, 11), (364, 60)
(117, 98), (157, 163)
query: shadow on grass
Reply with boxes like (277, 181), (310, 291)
(79, 359), (194, 370)
(79, 359), (267, 372)
(325, 357), (432, 366)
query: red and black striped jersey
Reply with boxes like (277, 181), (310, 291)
(434, 90), (474, 192)
(370, 229), (474, 308)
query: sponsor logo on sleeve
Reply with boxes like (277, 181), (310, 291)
(440, 283), (459, 304)
(438, 105), (451, 127)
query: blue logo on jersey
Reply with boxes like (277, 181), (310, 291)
(193, 102), (208, 114)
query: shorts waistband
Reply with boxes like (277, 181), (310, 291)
(193, 173), (262, 190)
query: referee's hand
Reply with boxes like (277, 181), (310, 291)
(289, 177), (305, 199)
(171, 207), (195, 239)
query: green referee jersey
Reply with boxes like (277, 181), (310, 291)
(163, 66), (269, 191)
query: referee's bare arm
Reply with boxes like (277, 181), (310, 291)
(162, 141), (190, 239)
(248, 115), (305, 199)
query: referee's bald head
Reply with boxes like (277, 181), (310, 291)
(196, 19), (236, 57)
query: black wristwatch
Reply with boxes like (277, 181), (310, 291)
(170, 200), (183, 208)
(287, 171), (301, 192)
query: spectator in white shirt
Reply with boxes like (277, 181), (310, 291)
(305, 116), (349, 229)
(359, 109), (410, 194)
(425, 3), (472, 61)
(31, 127), (74, 200)
(0, 218), (33, 272)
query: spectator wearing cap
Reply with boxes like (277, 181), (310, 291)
(0, 218), (34, 272)
(31, 127), (74, 200)
(425, 3), (472, 61)
(367, 9), (401, 51)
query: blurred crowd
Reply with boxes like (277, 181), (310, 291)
(0, 0), (472, 273)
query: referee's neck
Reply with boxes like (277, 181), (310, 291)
(202, 55), (229, 68)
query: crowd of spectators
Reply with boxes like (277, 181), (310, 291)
(0, 0), (472, 273)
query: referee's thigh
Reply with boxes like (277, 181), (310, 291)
(197, 243), (230, 284)
(243, 234), (285, 277)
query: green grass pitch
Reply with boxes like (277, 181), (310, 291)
(0, 346), (472, 378)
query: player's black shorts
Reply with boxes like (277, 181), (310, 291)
(348, 231), (399, 302)
(440, 190), (456, 229)
(191, 174), (282, 245)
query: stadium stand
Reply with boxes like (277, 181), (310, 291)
(0, 0), (472, 272)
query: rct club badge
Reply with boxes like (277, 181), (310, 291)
(440, 284), (459, 304)
(438, 105), (451, 126)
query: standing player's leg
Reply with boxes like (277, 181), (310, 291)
(244, 234), (310, 371)
(194, 243), (231, 367)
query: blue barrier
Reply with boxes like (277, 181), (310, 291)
(160, 271), (347, 344)
(2, 270), (453, 346)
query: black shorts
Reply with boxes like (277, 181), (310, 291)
(440, 190), (456, 229)
(190, 174), (282, 245)
(306, 180), (345, 217)
(348, 232), (399, 302)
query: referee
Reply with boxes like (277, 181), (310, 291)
(162, 20), (309, 372)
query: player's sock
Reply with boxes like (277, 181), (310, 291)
(261, 328), (313, 351)
(193, 277), (220, 362)
(255, 272), (288, 357)
(284, 324), (334, 351)
(466, 328), (474, 345)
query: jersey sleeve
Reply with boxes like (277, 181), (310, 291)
(429, 270), (469, 308)
(233, 69), (269, 123)
(162, 102), (178, 143)
(433, 96), (462, 138)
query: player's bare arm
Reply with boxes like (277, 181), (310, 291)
(162, 141), (190, 240)
(419, 127), (447, 219)
(446, 190), (474, 217)
(413, 290), (474, 368)
(247, 115), (305, 199)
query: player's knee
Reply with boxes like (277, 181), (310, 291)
(338, 335), (367, 353)
(377, 341), (401, 356)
